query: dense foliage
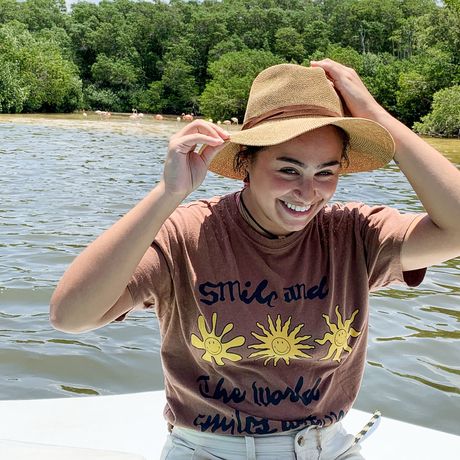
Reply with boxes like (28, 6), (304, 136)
(414, 86), (460, 137)
(0, 0), (459, 135)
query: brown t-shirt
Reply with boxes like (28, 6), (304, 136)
(127, 192), (425, 435)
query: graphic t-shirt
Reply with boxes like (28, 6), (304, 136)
(127, 192), (426, 435)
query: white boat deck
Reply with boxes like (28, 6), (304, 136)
(0, 391), (458, 459)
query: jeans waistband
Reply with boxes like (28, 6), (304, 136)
(172, 423), (340, 454)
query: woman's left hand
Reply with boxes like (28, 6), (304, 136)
(310, 59), (388, 122)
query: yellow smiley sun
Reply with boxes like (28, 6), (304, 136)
(191, 312), (245, 366)
(248, 314), (314, 366)
(315, 305), (361, 362)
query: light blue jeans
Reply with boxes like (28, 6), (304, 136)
(160, 422), (364, 460)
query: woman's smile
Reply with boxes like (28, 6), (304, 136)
(276, 196), (324, 228)
(282, 200), (313, 213)
(278, 198), (316, 220)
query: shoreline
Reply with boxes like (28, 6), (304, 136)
(0, 113), (457, 141)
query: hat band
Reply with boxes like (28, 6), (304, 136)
(242, 105), (342, 130)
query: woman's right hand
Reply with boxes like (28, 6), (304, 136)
(163, 120), (230, 198)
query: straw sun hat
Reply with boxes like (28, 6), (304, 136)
(208, 64), (395, 180)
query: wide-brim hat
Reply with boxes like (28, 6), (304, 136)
(208, 64), (394, 180)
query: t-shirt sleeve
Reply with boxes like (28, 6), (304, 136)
(354, 204), (427, 290)
(123, 200), (212, 320)
(125, 241), (174, 317)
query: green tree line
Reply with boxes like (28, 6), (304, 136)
(0, 0), (459, 136)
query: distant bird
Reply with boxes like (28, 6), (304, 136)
(155, 114), (164, 120)
(130, 108), (143, 119)
(182, 113), (194, 122)
(230, 117), (238, 124)
(176, 116), (181, 122)
(95, 110), (111, 118)
(223, 120), (231, 125)
(82, 110), (87, 117)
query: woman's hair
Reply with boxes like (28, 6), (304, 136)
(233, 126), (350, 183)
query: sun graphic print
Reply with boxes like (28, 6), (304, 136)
(248, 314), (314, 366)
(315, 305), (361, 362)
(191, 312), (245, 366)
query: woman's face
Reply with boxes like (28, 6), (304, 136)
(244, 125), (343, 236)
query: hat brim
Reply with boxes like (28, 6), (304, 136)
(208, 117), (395, 179)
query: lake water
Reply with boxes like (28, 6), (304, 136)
(0, 113), (459, 436)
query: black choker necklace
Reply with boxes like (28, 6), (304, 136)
(239, 191), (281, 239)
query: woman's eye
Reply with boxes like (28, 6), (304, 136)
(316, 170), (334, 177)
(280, 168), (298, 175)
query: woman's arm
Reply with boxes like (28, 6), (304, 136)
(50, 121), (229, 333)
(311, 59), (460, 271)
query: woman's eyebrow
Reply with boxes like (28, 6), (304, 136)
(276, 156), (340, 169)
(317, 160), (341, 169)
(276, 156), (305, 167)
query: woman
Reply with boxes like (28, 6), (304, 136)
(50, 60), (460, 459)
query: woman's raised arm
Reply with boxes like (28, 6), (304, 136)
(50, 121), (229, 333)
(311, 59), (460, 271)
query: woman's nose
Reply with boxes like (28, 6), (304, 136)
(293, 177), (317, 202)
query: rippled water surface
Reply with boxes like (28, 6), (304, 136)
(1, 114), (459, 435)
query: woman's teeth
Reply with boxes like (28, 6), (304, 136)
(283, 201), (312, 212)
